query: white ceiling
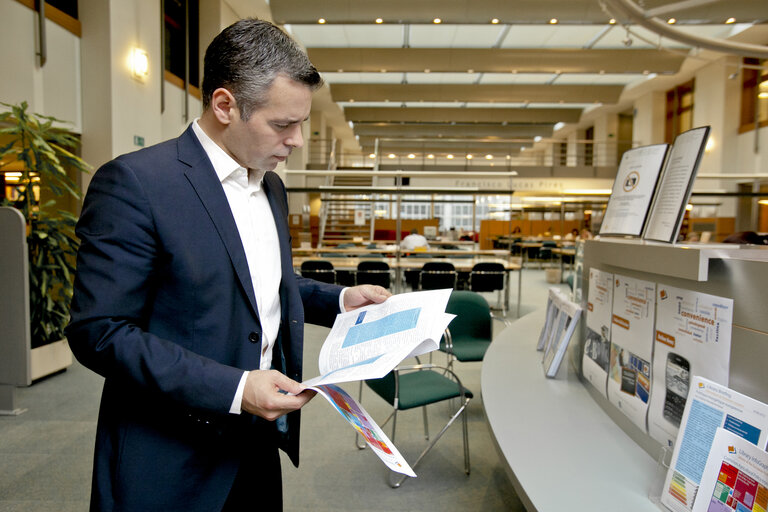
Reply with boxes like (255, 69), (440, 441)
(267, 0), (768, 157)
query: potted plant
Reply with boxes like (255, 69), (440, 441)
(0, 101), (90, 379)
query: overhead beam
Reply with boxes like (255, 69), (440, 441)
(353, 123), (554, 138)
(344, 107), (583, 124)
(271, 0), (763, 24)
(309, 48), (685, 74)
(360, 138), (531, 152)
(331, 83), (622, 103)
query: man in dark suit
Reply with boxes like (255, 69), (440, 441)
(66, 19), (389, 512)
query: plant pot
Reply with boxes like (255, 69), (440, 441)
(30, 338), (72, 381)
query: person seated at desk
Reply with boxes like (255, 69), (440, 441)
(401, 228), (430, 252)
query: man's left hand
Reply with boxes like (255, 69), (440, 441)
(343, 284), (391, 311)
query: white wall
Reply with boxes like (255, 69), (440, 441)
(0, 1), (81, 131)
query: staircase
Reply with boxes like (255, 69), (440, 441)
(319, 174), (374, 246)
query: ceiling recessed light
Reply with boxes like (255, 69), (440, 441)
(549, 18), (558, 24)
(485, 154), (493, 160)
(491, 18), (500, 24)
(388, 153), (396, 159)
(609, 18), (616, 24)
(427, 154), (435, 159)
(368, 154), (376, 159)
(349, 99), (355, 103)
(467, 69), (474, 73)
(375, 18), (383, 24)
(725, 17), (736, 24)
(446, 154), (454, 159)
(466, 154), (473, 160)
(667, 18), (676, 24)
(408, 154), (416, 159)
(424, 68), (431, 73)
(318, 18), (326, 24)
(433, 18), (442, 24)
(380, 69), (387, 73)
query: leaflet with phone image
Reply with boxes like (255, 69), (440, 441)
(583, 268), (614, 398)
(661, 377), (768, 512)
(606, 274), (656, 432)
(648, 285), (733, 449)
(541, 289), (582, 378)
(690, 428), (768, 512)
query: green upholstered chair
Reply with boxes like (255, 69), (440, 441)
(357, 362), (472, 488)
(440, 291), (494, 371)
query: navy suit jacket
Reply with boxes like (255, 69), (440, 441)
(66, 125), (342, 511)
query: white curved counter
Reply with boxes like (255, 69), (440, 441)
(481, 309), (659, 511)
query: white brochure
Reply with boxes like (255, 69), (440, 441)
(691, 428), (768, 512)
(661, 377), (768, 512)
(648, 285), (734, 448)
(606, 274), (656, 432)
(302, 289), (454, 388)
(600, 143), (669, 237)
(583, 267), (614, 398)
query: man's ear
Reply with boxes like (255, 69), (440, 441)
(209, 88), (239, 125)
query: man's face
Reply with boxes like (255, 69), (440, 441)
(222, 74), (312, 171)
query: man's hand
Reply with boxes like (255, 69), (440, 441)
(343, 284), (391, 311)
(241, 370), (315, 421)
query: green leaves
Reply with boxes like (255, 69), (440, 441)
(1, 101), (90, 347)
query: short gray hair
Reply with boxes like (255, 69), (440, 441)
(202, 18), (323, 120)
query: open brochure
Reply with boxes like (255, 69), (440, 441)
(660, 377), (768, 512)
(301, 289), (455, 476)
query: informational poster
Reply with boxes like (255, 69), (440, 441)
(648, 285), (734, 448)
(691, 428), (768, 512)
(661, 377), (768, 512)
(600, 144), (669, 237)
(582, 268), (613, 398)
(643, 126), (710, 243)
(606, 275), (656, 432)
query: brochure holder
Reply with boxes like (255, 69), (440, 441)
(648, 446), (674, 511)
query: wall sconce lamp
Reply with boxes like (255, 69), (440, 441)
(131, 48), (149, 82)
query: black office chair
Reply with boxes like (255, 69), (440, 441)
(469, 262), (506, 314)
(356, 260), (391, 289)
(538, 240), (558, 267)
(357, 361), (472, 488)
(419, 261), (457, 290)
(299, 260), (335, 284)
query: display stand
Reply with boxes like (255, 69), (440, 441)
(0, 207), (31, 415)
(483, 238), (768, 511)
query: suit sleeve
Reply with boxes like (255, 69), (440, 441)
(65, 159), (243, 414)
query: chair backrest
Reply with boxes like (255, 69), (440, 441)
(445, 291), (491, 341)
(542, 240), (558, 247)
(356, 260), (391, 288)
(469, 262), (505, 292)
(420, 261), (456, 290)
(300, 260), (336, 284)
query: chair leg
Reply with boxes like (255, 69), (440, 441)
(422, 405), (429, 440)
(388, 396), (471, 488)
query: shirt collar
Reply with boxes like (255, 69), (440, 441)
(191, 119), (264, 190)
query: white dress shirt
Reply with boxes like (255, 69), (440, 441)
(192, 120), (282, 413)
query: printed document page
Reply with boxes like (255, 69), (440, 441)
(600, 143), (668, 236)
(661, 377), (768, 512)
(648, 285), (733, 448)
(309, 383), (416, 477)
(691, 428), (768, 512)
(302, 289), (454, 387)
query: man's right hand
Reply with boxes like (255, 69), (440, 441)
(240, 370), (316, 421)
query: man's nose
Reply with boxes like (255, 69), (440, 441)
(286, 124), (303, 149)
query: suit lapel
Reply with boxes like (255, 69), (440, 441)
(176, 126), (260, 318)
(262, 171), (295, 297)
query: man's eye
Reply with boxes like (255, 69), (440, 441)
(274, 124), (288, 130)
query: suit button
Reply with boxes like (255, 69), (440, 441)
(248, 332), (260, 344)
